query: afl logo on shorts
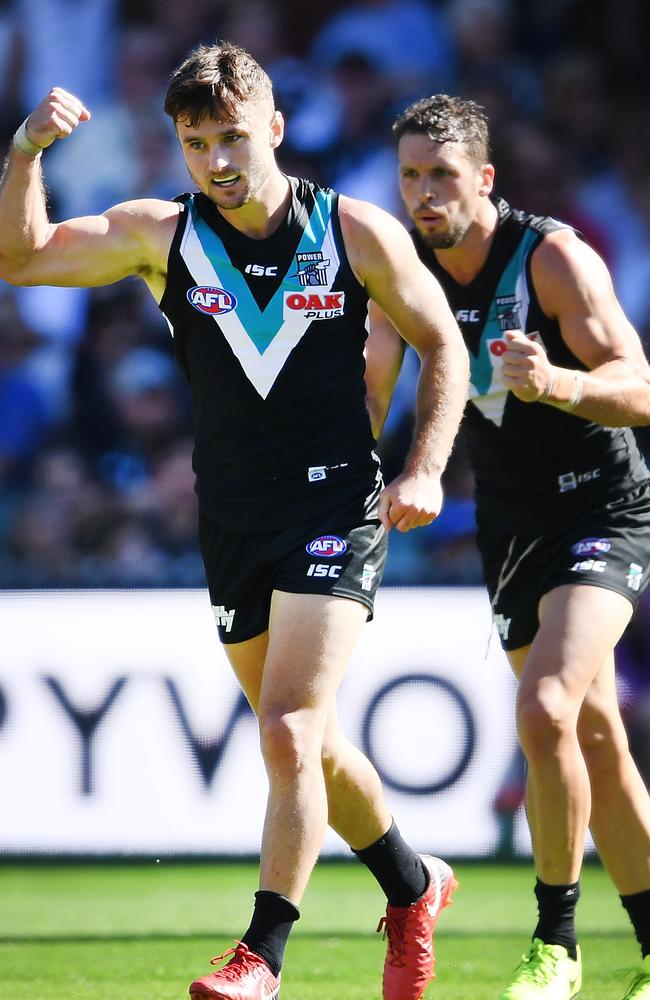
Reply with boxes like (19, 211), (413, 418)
(306, 535), (348, 558)
(187, 285), (237, 315)
(571, 537), (611, 557)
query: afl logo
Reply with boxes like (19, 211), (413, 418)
(306, 535), (348, 558)
(187, 285), (237, 315)
(571, 537), (611, 557)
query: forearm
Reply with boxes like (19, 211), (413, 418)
(541, 358), (650, 426)
(404, 345), (469, 475)
(0, 146), (50, 268)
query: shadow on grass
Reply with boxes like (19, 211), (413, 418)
(0, 928), (633, 945)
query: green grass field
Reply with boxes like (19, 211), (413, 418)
(0, 860), (642, 999)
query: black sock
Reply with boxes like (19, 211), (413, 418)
(621, 889), (650, 958)
(353, 819), (427, 906)
(533, 878), (580, 959)
(240, 890), (300, 977)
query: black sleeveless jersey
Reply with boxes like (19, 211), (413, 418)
(159, 177), (380, 532)
(414, 198), (648, 531)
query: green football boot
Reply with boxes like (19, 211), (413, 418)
(499, 939), (581, 999)
(619, 955), (650, 999)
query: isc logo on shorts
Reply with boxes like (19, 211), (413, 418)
(306, 535), (347, 557)
(187, 285), (238, 315)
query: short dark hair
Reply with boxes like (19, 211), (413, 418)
(164, 40), (274, 127)
(392, 94), (491, 166)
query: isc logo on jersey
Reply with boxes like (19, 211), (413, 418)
(306, 535), (348, 557)
(187, 285), (238, 315)
(284, 291), (345, 320)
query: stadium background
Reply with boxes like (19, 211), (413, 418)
(1, 0), (650, 859)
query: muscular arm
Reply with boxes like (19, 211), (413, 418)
(364, 302), (407, 439)
(340, 196), (469, 531)
(0, 88), (176, 298)
(501, 228), (650, 426)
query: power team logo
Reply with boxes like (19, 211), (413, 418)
(495, 294), (523, 332)
(284, 291), (345, 320)
(187, 285), (238, 315)
(292, 251), (330, 286)
(306, 535), (348, 558)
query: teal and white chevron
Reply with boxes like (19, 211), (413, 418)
(469, 229), (538, 427)
(177, 193), (341, 399)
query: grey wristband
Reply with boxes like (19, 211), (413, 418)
(13, 119), (44, 157)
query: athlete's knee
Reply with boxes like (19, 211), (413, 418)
(516, 679), (578, 759)
(259, 706), (323, 778)
(578, 701), (630, 776)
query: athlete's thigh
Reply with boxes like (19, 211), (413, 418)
(480, 481), (650, 655)
(223, 630), (269, 714)
(518, 584), (633, 705)
(258, 591), (368, 717)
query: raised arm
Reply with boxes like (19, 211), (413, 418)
(340, 196), (469, 532)
(0, 88), (177, 297)
(501, 228), (650, 425)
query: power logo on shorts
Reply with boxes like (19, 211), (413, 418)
(187, 285), (238, 315)
(306, 535), (348, 558)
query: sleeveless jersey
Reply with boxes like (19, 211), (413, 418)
(159, 177), (379, 532)
(415, 198), (648, 531)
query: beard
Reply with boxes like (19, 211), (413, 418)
(205, 176), (252, 211)
(418, 218), (469, 249)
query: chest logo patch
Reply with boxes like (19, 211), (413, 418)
(187, 285), (238, 315)
(284, 291), (345, 319)
(292, 251), (330, 286)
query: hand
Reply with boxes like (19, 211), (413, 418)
(378, 471), (443, 532)
(501, 329), (553, 402)
(25, 88), (91, 150)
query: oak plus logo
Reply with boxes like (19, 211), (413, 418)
(187, 285), (237, 315)
(284, 291), (345, 320)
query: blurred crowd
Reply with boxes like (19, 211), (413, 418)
(1, 0), (650, 607)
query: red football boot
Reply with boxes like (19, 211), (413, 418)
(377, 855), (458, 1000)
(189, 942), (280, 1000)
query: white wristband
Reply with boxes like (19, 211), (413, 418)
(567, 370), (584, 409)
(13, 119), (44, 157)
(556, 370), (584, 411)
(541, 371), (557, 400)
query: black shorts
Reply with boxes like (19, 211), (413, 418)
(477, 480), (650, 651)
(199, 486), (387, 643)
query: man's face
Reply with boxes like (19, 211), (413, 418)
(176, 96), (283, 211)
(397, 134), (489, 249)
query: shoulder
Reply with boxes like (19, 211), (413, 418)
(337, 194), (418, 276)
(531, 226), (610, 291)
(530, 223), (618, 323)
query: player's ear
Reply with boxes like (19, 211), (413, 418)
(479, 162), (495, 197)
(270, 110), (284, 149)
